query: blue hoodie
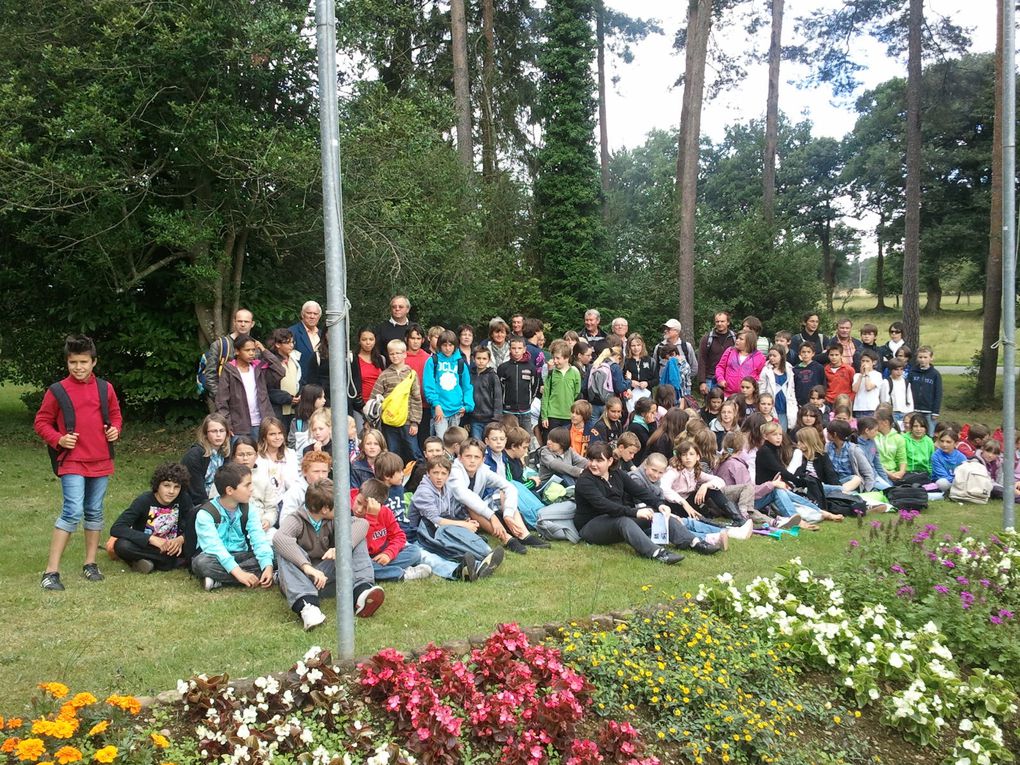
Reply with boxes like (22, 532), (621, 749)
(423, 350), (475, 417)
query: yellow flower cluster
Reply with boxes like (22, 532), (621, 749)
(102, 697), (140, 716)
(36, 686), (68, 701)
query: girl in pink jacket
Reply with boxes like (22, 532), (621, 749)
(715, 330), (766, 396)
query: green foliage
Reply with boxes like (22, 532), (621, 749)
(533, 0), (609, 333)
(695, 215), (823, 340)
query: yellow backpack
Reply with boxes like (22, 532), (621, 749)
(381, 370), (416, 427)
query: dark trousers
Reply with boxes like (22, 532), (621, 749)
(113, 538), (185, 571)
(578, 513), (697, 558)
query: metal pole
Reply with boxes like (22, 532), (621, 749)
(1002, 0), (1016, 531)
(315, 0), (355, 656)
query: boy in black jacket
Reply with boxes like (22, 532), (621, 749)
(497, 337), (538, 433)
(467, 346), (503, 439)
(906, 346), (943, 436)
(792, 343), (826, 406)
(108, 463), (194, 573)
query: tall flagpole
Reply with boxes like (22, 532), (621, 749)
(315, 0), (355, 656)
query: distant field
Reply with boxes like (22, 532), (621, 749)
(827, 292), (991, 366)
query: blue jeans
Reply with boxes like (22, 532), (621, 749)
(469, 420), (487, 440)
(57, 474), (109, 533)
(431, 412), (462, 441)
(681, 517), (722, 540)
(766, 487), (822, 523)
(382, 423), (423, 462)
(372, 543), (423, 581)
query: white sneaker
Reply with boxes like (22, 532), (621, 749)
(300, 603), (326, 631)
(776, 514), (801, 529)
(705, 531), (729, 551)
(402, 564), (433, 581)
(727, 520), (754, 540)
(203, 576), (223, 591)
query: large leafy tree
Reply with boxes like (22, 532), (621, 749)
(533, 0), (608, 332)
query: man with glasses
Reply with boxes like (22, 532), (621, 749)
(376, 295), (412, 354)
(202, 308), (259, 410)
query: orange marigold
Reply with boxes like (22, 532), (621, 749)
(92, 745), (117, 763)
(69, 694), (96, 710)
(149, 733), (169, 749)
(31, 721), (54, 737)
(14, 737), (47, 761)
(104, 696), (140, 716)
(86, 721), (108, 737)
(48, 720), (77, 740)
(38, 684), (69, 700)
(2, 737), (22, 753)
(57, 705), (76, 721)
(7, 719), (25, 730)
(54, 746), (83, 764)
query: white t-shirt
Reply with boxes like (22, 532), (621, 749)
(852, 370), (882, 412)
(239, 366), (260, 426)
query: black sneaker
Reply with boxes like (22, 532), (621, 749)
(505, 537), (528, 555)
(130, 559), (155, 574)
(82, 563), (104, 582)
(474, 546), (505, 579)
(460, 553), (479, 582)
(522, 533), (551, 549)
(691, 539), (723, 555)
(652, 548), (684, 565)
(41, 572), (64, 591)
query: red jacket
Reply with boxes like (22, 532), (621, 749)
(34, 374), (123, 477)
(824, 364), (855, 404)
(365, 505), (407, 561)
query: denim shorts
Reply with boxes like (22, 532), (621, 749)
(56, 474), (109, 533)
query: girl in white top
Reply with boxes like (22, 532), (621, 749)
(758, 346), (798, 431)
(852, 352), (883, 416)
(252, 417), (298, 532)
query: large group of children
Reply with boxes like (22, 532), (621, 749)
(33, 310), (1018, 632)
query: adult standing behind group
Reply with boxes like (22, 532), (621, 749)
(579, 309), (608, 355)
(289, 301), (322, 386)
(653, 319), (698, 379)
(696, 312), (736, 395)
(789, 312), (828, 360)
(375, 295), (412, 354)
(202, 308), (256, 410)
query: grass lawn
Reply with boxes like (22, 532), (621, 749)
(1, 376), (1015, 715)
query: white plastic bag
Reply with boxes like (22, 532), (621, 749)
(650, 512), (669, 545)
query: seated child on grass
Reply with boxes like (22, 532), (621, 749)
(281, 451), (332, 522)
(956, 423), (989, 459)
(302, 408), (334, 463)
(874, 406), (908, 484)
(931, 428), (966, 494)
(272, 478), (382, 631)
(855, 416), (893, 491)
(537, 426), (589, 487)
(904, 413), (935, 479)
(353, 477), (432, 581)
(108, 462), (194, 574)
(405, 436), (444, 495)
(569, 400), (593, 457)
(973, 438), (1006, 499)
(191, 463), (275, 592)
(351, 428), (387, 489)
(408, 456), (505, 581)
(449, 439), (549, 554)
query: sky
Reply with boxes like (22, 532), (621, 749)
(602, 0), (998, 151)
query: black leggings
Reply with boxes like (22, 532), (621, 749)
(578, 513), (697, 558)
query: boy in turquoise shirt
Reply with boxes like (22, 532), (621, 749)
(191, 462), (275, 591)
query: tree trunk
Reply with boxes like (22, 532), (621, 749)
(229, 227), (248, 319)
(450, 0), (473, 170)
(901, 0), (923, 351)
(761, 0), (783, 225)
(821, 217), (834, 313)
(978, 0), (1004, 401)
(923, 272), (942, 313)
(480, 0), (497, 181)
(676, 0), (712, 342)
(875, 212), (887, 309)
(597, 2), (610, 222)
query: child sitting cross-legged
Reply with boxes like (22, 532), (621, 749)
(538, 426), (589, 487)
(352, 477), (432, 581)
(449, 438), (548, 553)
(931, 428), (966, 494)
(191, 462), (275, 592)
(108, 462), (194, 573)
(408, 455), (505, 581)
(272, 478), (383, 630)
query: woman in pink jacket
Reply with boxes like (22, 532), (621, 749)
(715, 330), (766, 396)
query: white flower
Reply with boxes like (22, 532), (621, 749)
(717, 572), (734, 585)
(888, 652), (904, 669)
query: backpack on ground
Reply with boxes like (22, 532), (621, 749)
(196, 336), (231, 396)
(46, 378), (113, 475)
(587, 363), (614, 405)
(381, 370), (416, 427)
(885, 484), (929, 510)
(823, 491), (867, 517)
(949, 461), (993, 504)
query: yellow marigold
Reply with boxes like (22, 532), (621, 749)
(104, 696), (140, 716)
(92, 745), (117, 763)
(69, 694), (96, 710)
(38, 684), (69, 700)
(57, 705), (77, 721)
(87, 721), (109, 737)
(149, 733), (169, 749)
(48, 720), (77, 740)
(31, 721), (55, 737)
(54, 747), (83, 765)
(15, 737), (47, 762)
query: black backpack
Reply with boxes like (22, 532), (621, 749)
(885, 485), (929, 510)
(823, 491), (868, 517)
(187, 500), (253, 557)
(46, 379), (114, 475)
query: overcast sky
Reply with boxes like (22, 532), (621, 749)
(602, 0), (998, 150)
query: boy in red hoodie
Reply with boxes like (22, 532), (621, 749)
(354, 478), (432, 582)
(34, 335), (123, 591)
